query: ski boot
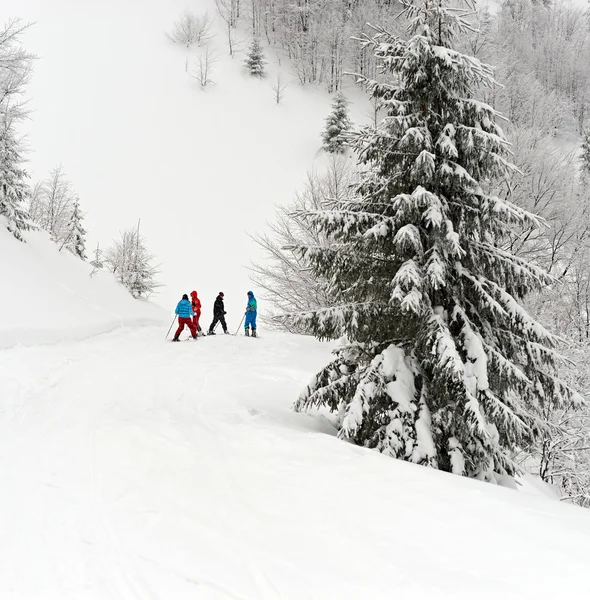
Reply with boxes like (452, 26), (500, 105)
(172, 337), (180, 342)
(245, 328), (250, 337)
(252, 328), (257, 338)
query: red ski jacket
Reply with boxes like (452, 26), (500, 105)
(190, 291), (201, 315)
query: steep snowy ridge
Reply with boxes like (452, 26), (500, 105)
(0, 217), (166, 348)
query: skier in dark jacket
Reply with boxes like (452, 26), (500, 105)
(207, 292), (229, 334)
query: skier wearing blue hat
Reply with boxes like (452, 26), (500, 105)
(244, 291), (257, 337)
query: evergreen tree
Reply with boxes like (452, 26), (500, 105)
(244, 37), (266, 77)
(293, 2), (580, 480)
(0, 20), (35, 241)
(322, 92), (351, 154)
(64, 199), (87, 259)
(0, 121), (31, 241)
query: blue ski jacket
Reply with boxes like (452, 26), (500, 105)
(175, 299), (195, 318)
(246, 292), (257, 313)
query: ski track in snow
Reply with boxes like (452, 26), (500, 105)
(0, 328), (331, 599)
(2, 328), (590, 599)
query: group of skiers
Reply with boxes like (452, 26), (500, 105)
(172, 291), (257, 341)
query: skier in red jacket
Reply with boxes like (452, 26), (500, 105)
(190, 290), (202, 334)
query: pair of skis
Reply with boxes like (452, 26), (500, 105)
(167, 315), (259, 341)
(177, 332), (259, 341)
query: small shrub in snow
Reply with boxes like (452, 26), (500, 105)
(244, 38), (266, 77)
(322, 92), (351, 154)
(90, 242), (104, 277)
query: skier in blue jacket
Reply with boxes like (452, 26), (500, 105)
(244, 290), (257, 337)
(172, 294), (197, 341)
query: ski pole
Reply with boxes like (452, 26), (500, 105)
(234, 313), (245, 336)
(165, 315), (176, 339)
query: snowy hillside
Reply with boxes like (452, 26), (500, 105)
(0, 217), (166, 348)
(4, 1), (590, 598)
(6, 0), (365, 317)
(1, 328), (590, 599)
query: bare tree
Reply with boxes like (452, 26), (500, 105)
(514, 339), (590, 509)
(29, 165), (80, 249)
(497, 130), (590, 278)
(167, 10), (212, 48)
(0, 19), (35, 123)
(271, 74), (286, 105)
(190, 46), (218, 89)
(249, 156), (354, 331)
(247, 0), (262, 36)
(215, 0), (238, 56)
(27, 181), (43, 223)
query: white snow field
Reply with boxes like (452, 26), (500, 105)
(2, 328), (590, 599)
(3, 1), (590, 598)
(0, 218), (166, 349)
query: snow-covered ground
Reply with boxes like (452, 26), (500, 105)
(2, 328), (590, 599)
(3, 2), (590, 598)
(0, 217), (166, 349)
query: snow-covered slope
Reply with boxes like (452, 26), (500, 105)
(0, 218), (166, 348)
(1, 328), (590, 599)
(7, 0), (365, 318)
(3, 2), (590, 598)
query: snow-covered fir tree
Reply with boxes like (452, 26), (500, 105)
(0, 121), (31, 241)
(0, 19), (35, 241)
(293, 1), (581, 481)
(104, 223), (160, 299)
(322, 92), (351, 154)
(244, 37), (266, 77)
(64, 198), (87, 259)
